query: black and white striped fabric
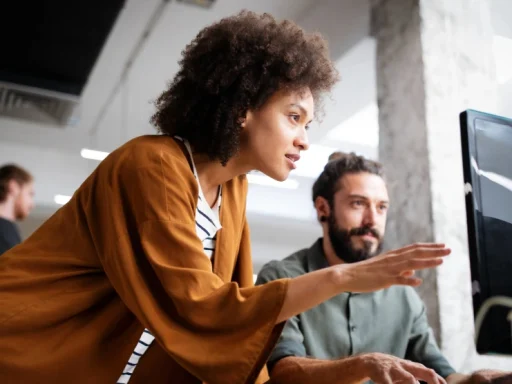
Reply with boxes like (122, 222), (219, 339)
(117, 137), (222, 383)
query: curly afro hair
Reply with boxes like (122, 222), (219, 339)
(150, 10), (339, 165)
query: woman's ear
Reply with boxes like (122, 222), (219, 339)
(240, 109), (254, 129)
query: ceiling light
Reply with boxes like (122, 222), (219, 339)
(54, 194), (71, 205)
(176, 0), (216, 8)
(247, 174), (299, 189)
(81, 148), (109, 161)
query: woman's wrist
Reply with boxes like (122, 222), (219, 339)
(328, 263), (354, 295)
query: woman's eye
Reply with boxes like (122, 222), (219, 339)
(290, 114), (300, 122)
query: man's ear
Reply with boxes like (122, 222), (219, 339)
(314, 196), (331, 222)
(7, 179), (20, 197)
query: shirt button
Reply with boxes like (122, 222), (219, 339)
(350, 325), (356, 331)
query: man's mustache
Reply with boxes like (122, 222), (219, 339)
(349, 226), (381, 240)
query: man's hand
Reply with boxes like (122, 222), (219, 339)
(360, 352), (447, 384)
(269, 353), (447, 384)
(448, 370), (512, 384)
(468, 370), (511, 384)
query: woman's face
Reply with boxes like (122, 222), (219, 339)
(241, 88), (314, 181)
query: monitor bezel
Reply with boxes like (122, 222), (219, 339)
(460, 108), (512, 354)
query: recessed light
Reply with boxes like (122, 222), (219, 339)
(80, 148), (109, 161)
(54, 194), (71, 205)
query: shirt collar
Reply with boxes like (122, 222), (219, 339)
(306, 238), (330, 273)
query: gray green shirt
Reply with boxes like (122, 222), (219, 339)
(256, 239), (455, 380)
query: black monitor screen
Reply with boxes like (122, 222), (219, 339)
(460, 109), (512, 355)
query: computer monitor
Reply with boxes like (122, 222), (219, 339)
(460, 109), (512, 356)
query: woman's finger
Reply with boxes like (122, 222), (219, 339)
(393, 243), (446, 253)
(400, 270), (415, 277)
(397, 247), (451, 261)
(394, 275), (423, 287)
(396, 258), (444, 273)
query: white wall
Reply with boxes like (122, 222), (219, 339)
(248, 212), (321, 272)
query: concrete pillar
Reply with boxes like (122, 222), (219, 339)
(372, 0), (510, 371)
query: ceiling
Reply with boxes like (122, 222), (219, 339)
(1, 0), (125, 96)
(0, 0), (373, 220)
(2, 0), (512, 263)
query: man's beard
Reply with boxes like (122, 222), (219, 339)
(327, 214), (383, 263)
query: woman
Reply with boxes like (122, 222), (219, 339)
(0, 11), (450, 384)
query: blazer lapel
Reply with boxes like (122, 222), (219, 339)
(212, 180), (238, 282)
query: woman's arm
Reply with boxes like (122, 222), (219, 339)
(277, 243), (449, 323)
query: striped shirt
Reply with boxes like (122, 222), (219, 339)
(117, 137), (222, 383)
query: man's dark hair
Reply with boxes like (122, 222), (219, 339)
(150, 11), (339, 165)
(0, 164), (33, 203)
(312, 152), (384, 207)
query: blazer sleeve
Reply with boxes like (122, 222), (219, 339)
(88, 147), (290, 384)
(231, 218), (288, 384)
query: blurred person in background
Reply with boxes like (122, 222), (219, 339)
(0, 12), (451, 384)
(258, 152), (510, 384)
(0, 164), (34, 256)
